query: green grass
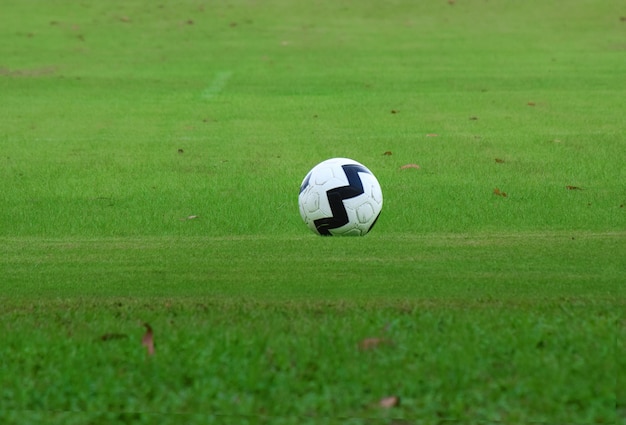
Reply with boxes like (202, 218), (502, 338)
(1, 233), (622, 300)
(0, 299), (619, 424)
(1, 0), (625, 423)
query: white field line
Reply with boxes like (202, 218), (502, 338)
(201, 71), (232, 99)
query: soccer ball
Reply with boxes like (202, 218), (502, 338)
(298, 158), (383, 236)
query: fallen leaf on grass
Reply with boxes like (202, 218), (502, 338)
(359, 337), (392, 350)
(400, 164), (420, 170)
(382, 151), (393, 156)
(527, 102), (536, 106)
(390, 109), (399, 114)
(495, 158), (505, 163)
(493, 188), (507, 197)
(426, 133), (438, 137)
(566, 185), (583, 190)
(379, 396), (401, 408)
(142, 323), (155, 356)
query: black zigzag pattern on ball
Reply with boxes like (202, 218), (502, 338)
(314, 164), (371, 235)
(299, 172), (311, 194)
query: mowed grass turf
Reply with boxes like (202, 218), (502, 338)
(1, 0), (624, 424)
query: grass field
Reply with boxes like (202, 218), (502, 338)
(1, 0), (625, 424)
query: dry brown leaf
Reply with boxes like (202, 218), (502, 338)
(379, 396), (401, 408)
(359, 337), (391, 350)
(390, 109), (399, 114)
(495, 158), (505, 163)
(142, 323), (155, 356)
(566, 185), (583, 190)
(383, 151), (393, 156)
(493, 188), (507, 197)
(527, 102), (536, 106)
(400, 164), (420, 170)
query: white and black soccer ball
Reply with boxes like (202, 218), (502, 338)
(298, 158), (383, 236)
